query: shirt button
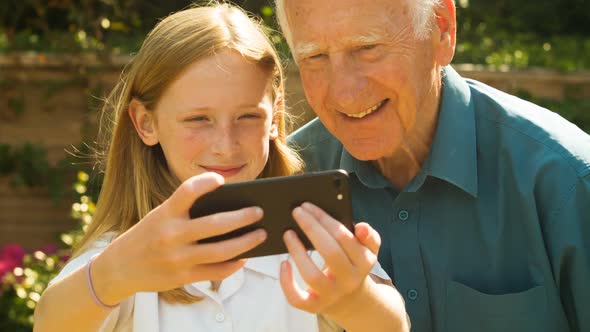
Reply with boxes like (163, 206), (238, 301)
(407, 289), (419, 300)
(215, 312), (225, 323)
(398, 210), (409, 221)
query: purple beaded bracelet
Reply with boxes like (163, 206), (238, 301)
(86, 254), (118, 309)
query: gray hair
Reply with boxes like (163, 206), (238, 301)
(274, 0), (444, 45)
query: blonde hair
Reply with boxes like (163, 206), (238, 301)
(74, 2), (302, 304)
(274, 0), (447, 45)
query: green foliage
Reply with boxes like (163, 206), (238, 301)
(2, 0), (587, 71)
(7, 96), (25, 117)
(0, 171), (96, 330)
(454, 0), (590, 71)
(0, 0), (174, 54)
(455, 0), (590, 37)
(0, 143), (66, 201)
(0, 1), (276, 55)
(556, 97), (590, 133)
(454, 30), (590, 72)
(0, 142), (99, 202)
(0, 288), (30, 332)
(0, 143), (51, 187)
(254, 4), (291, 59)
(0, 253), (64, 330)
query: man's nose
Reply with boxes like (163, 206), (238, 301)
(327, 57), (368, 111)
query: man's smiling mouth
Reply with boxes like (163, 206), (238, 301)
(345, 99), (388, 119)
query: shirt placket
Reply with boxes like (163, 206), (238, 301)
(389, 192), (432, 332)
(188, 268), (245, 332)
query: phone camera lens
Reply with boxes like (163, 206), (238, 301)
(333, 177), (342, 189)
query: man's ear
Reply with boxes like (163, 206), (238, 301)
(128, 98), (159, 146)
(432, 0), (456, 66)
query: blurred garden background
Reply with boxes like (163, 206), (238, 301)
(1, 0), (589, 330)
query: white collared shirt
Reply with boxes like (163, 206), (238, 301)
(51, 234), (390, 332)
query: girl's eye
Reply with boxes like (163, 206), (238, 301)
(186, 116), (209, 122)
(308, 53), (327, 60)
(239, 113), (262, 120)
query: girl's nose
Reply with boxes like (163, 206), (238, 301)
(211, 124), (240, 156)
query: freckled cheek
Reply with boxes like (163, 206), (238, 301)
(239, 125), (272, 160)
(239, 124), (270, 145)
(176, 130), (212, 164)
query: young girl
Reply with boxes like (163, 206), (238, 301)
(33, 3), (409, 332)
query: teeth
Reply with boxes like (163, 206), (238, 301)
(346, 100), (385, 118)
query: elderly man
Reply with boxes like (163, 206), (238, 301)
(277, 0), (590, 331)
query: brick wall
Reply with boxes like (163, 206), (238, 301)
(1, 54), (589, 249)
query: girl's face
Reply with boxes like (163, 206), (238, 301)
(131, 49), (278, 183)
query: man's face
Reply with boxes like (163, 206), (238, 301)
(285, 0), (444, 161)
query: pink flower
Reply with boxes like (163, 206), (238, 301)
(0, 244), (26, 280)
(0, 244), (26, 261)
(36, 244), (58, 256)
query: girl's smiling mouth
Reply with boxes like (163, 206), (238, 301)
(201, 165), (245, 177)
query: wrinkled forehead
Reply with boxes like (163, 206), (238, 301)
(283, 0), (410, 28)
(283, 0), (411, 56)
(291, 30), (391, 60)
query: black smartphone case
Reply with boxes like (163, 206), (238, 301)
(189, 169), (354, 259)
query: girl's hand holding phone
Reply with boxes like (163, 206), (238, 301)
(90, 173), (267, 306)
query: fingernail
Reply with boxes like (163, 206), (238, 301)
(251, 206), (263, 218)
(301, 202), (312, 209)
(257, 229), (267, 241)
(193, 173), (223, 190)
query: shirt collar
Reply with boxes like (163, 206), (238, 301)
(185, 255), (284, 304)
(425, 66), (478, 197)
(340, 150), (392, 189)
(243, 254), (285, 279)
(338, 66), (478, 196)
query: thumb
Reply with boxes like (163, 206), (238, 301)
(165, 172), (224, 217)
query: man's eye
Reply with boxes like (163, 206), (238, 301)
(359, 44), (378, 51)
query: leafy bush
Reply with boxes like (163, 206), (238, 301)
(453, 0), (590, 71)
(0, 171), (95, 331)
(0, 1), (276, 55)
(2, 1), (587, 71)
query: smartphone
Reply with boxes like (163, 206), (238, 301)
(189, 169), (354, 259)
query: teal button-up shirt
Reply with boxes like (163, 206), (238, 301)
(289, 66), (590, 332)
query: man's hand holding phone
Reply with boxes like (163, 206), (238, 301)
(280, 202), (381, 316)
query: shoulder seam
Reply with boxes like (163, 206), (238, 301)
(549, 178), (579, 224)
(477, 111), (590, 178)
